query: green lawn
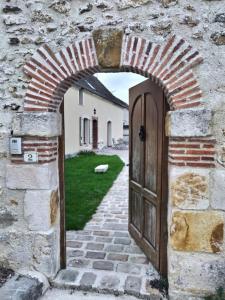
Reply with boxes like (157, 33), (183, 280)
(65, 153), (124, 230)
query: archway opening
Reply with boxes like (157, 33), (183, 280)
(60, 71), (168, 297)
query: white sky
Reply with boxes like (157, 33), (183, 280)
(94, 72), (146, 104)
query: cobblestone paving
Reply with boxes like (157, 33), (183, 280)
(52, 150), (163, 299)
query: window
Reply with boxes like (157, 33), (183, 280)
(83, 118), (89, 144)
(79, 88), (83, 105)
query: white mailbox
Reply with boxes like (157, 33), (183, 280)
(24, 152), (38, 163)
(10, 137), (22, 155)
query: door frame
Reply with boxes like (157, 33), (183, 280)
(59, 81), (169, 276)
(128, 80), (169, 277)
(59, 100), (66, 269)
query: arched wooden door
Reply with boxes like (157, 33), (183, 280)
(129, 79), (168, 276)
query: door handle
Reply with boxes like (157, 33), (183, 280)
(139, 125), (145, 142)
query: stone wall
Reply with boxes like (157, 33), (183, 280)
(0, 0), (225, 299)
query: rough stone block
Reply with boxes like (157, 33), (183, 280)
(105, 244), (124, 253)
(170, 211), (224, 253)
(68, 259), (90, 268)
(124, 276), (142, 295)
(6, 161), (58, 190)
(129, 256), (148, 264)
(95, 164), (109, 173)
(100, 275), (120, 289)
(0, 208), (17, 229)
(116, 263), (141, 275)
(0, 135), (9, 155)
(171, 172), (209, 210)
(210, 169), (225, 210)
(107, 253), (128, 262)
(0, 113), (13, 134)
(166, 109), (212, 137)
(114, 237), (131, 245)
(93, 28), (123, 69)
(66, 241), (83, 248)
(32, 229), (60, 277)
(86, 242), (104, 250)
(12, 112), (62, 137)
(24, 190), (59, 231)
(80, 272), (96, 287)
(67, 249), (84, 258)
(169, 252), (225, 296)
(93, 260), (114, 271)
(170, 167), (210, 210)
(57, 269), (79, 282)
(0, 274), (43, 300)
(85, 251), (106, 259)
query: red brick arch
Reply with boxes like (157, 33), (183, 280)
(23, 34), (203, 112)
(20, 33), (216, 168)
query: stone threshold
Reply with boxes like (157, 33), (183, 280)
(50, 268), (167, 300)
(0, 274), (43, 300)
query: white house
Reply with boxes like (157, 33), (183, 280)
(64, 75), (128, 157)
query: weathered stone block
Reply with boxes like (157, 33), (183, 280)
(85, 251), (106, 259)
(166, 109), (212, 137)
(24, 190), (59, 231)
(107, 253), (128, 262)
(171, 170), (209, 210)
(124, 276), (142, 295)
(12, 112), (62, 137)
(100, 275), (120, 289)
(116, 0), (151, 10)
(32, 229), (60, 277)
(117, 263), (141, 274)
(0, 208), (17, 229)
(0, 113), (13, 134)
(67, 249), (84, 258)
(80, 272), (96, 287)
(0, 274), (43, 300)
(6, 162), (58, 190)
(57, 269), (79, 282)
(93, 28), (123, 69)
(86, 242), (104, 250)
(50, 190), (59, 225)
(93, 260), (114, 270)
(210, 169), (225, 211)
(114, 237), (131, 245)
(169, 252), (225, 296)
(170, 211), (224, 253)
(0, 135), (9, 156)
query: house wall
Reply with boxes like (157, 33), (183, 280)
(64, 87), (124, 156)
(123, 108), (129, 126)
(0, 1), (225, 299)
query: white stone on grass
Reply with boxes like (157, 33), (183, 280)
(94, 164), (109, 173)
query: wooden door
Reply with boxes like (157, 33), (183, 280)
(92, 118), (98, 149)
(129, 79), (168, 276)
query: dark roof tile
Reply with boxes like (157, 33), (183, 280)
(74, 75), (128, 109)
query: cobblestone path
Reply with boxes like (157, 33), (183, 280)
(52, 150), (162, 299)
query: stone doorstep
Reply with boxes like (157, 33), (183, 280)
(0, 274), (43, 300)
(51, 268), (165, 300)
